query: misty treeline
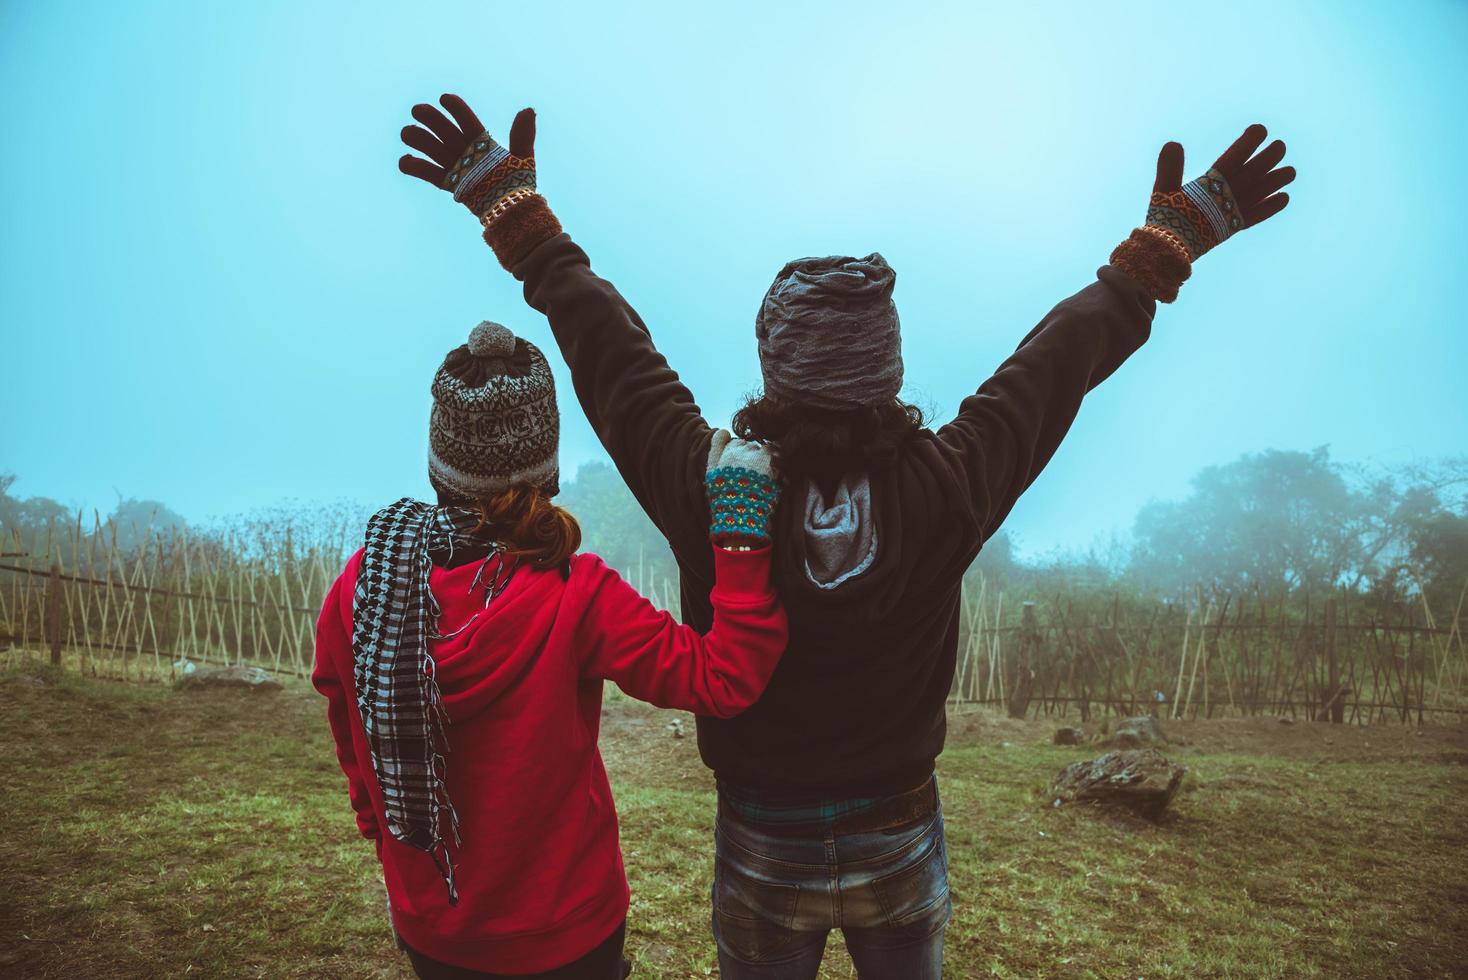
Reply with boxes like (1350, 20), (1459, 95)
(0, 472), (364, 588)
(973, 447), (1467, 620)
(566, 447), (1468, 623)
(3, 446), (1466, 621)
(565, 448), (1468, 623)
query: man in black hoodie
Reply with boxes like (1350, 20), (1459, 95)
(399, 95), (1294, 979)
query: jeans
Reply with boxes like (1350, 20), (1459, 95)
(711, 793), (950, 979)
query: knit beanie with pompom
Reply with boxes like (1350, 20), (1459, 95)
(428, 321), (559, 501)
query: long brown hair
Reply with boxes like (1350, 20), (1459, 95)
(474, 483), (582, 570)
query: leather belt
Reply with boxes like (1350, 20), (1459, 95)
(720, 776), (938, 838)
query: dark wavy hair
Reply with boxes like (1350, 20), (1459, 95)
(731, 395), (926, 493)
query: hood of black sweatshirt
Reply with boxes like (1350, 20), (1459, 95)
(762, 436), (984, 631)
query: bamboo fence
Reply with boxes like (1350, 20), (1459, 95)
(3, 515), (1464, 724)
(0, 515), (340, 681)
(0, 513), (680, 683)
(951, 577), (1468, 725)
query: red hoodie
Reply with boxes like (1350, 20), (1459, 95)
(312, 544), (786, 974)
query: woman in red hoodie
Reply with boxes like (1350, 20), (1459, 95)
(313, 319), (786, 979)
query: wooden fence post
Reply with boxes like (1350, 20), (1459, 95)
(1007, 602), (1038, 719)
(1325, 598), (1343, 723)
(46, 563), (62, 667)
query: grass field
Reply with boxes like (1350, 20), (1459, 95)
(1, 661), (1465, 979)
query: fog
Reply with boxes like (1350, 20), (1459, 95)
(2, 0), (1464, 559)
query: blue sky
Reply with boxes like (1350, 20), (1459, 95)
(1, 0), (1464, 557)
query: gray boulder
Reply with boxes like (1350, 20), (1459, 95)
(1053, 726), (1086, 746)
(1106, 714), (1166, 747)
(1049, 749), (1185, 819)
(175, 665), (282, 693)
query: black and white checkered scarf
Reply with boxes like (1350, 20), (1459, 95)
(352, 498), (516, 905)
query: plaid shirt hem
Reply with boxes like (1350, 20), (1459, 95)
(717, 782), (893, 826)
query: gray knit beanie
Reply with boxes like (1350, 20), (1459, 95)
(755, 253), (903, 409)
(428, 321), (560, 501)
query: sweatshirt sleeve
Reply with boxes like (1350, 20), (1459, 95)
(310, 554), (380, 842)
(934, 265), (1155, 538)
(507, 220), (715, 566)
(575, 548), (788, 719)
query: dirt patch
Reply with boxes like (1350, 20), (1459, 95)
(598, 697), (713, 793)
(943, 703), (1468, 763)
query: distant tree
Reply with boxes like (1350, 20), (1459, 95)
(557, 461), (678, 593)
(1025, 545), (1128, 598)
(969, 530), (1019, 589)
(107, 497), (189, 555)
(0, 474), (72, 554)
(1130, 447), (1359, 595)
(205, 499), (369, 567)
(109, 498), (188, 533)
(1130, 448), (1467, 600)
(1402, 510), (1468, 619)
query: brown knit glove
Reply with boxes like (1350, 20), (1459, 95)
(398, 95), (561, 270)
(1112, 124), (1296, 303)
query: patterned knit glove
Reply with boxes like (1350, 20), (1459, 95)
(1111, 124), (1296, 303)
(398, 95), (562, 269)
(443, 131), (538, 219)
(705, 431), (781, 546)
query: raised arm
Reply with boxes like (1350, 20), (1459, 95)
(398, 96), (714, 564)
(937, 125), (1296, 536)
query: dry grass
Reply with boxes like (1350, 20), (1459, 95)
(1, 661), (1465, 978)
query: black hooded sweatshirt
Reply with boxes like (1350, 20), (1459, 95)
(512, 231), (1155, 798)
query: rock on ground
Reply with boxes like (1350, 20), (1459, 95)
(1049, 748), (1185, 819)
(175, 665), (283, 693)
(1106, 714), (1167, 747)
(1053, 726), (1086, 745)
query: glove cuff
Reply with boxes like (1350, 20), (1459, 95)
(706, 466), (781, 544)
(464, 156), (537, 215)
(1110, 227), (1193, 303)
(481, 194), (563, 270)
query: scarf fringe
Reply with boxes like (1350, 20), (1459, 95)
(352, 499), (515, 907)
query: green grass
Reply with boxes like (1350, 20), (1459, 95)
(1, 662), (1464, 978)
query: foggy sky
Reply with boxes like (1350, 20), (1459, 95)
(2, 0), (1464, 558)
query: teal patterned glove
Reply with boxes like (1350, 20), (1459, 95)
(705, 431), (781, 545)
